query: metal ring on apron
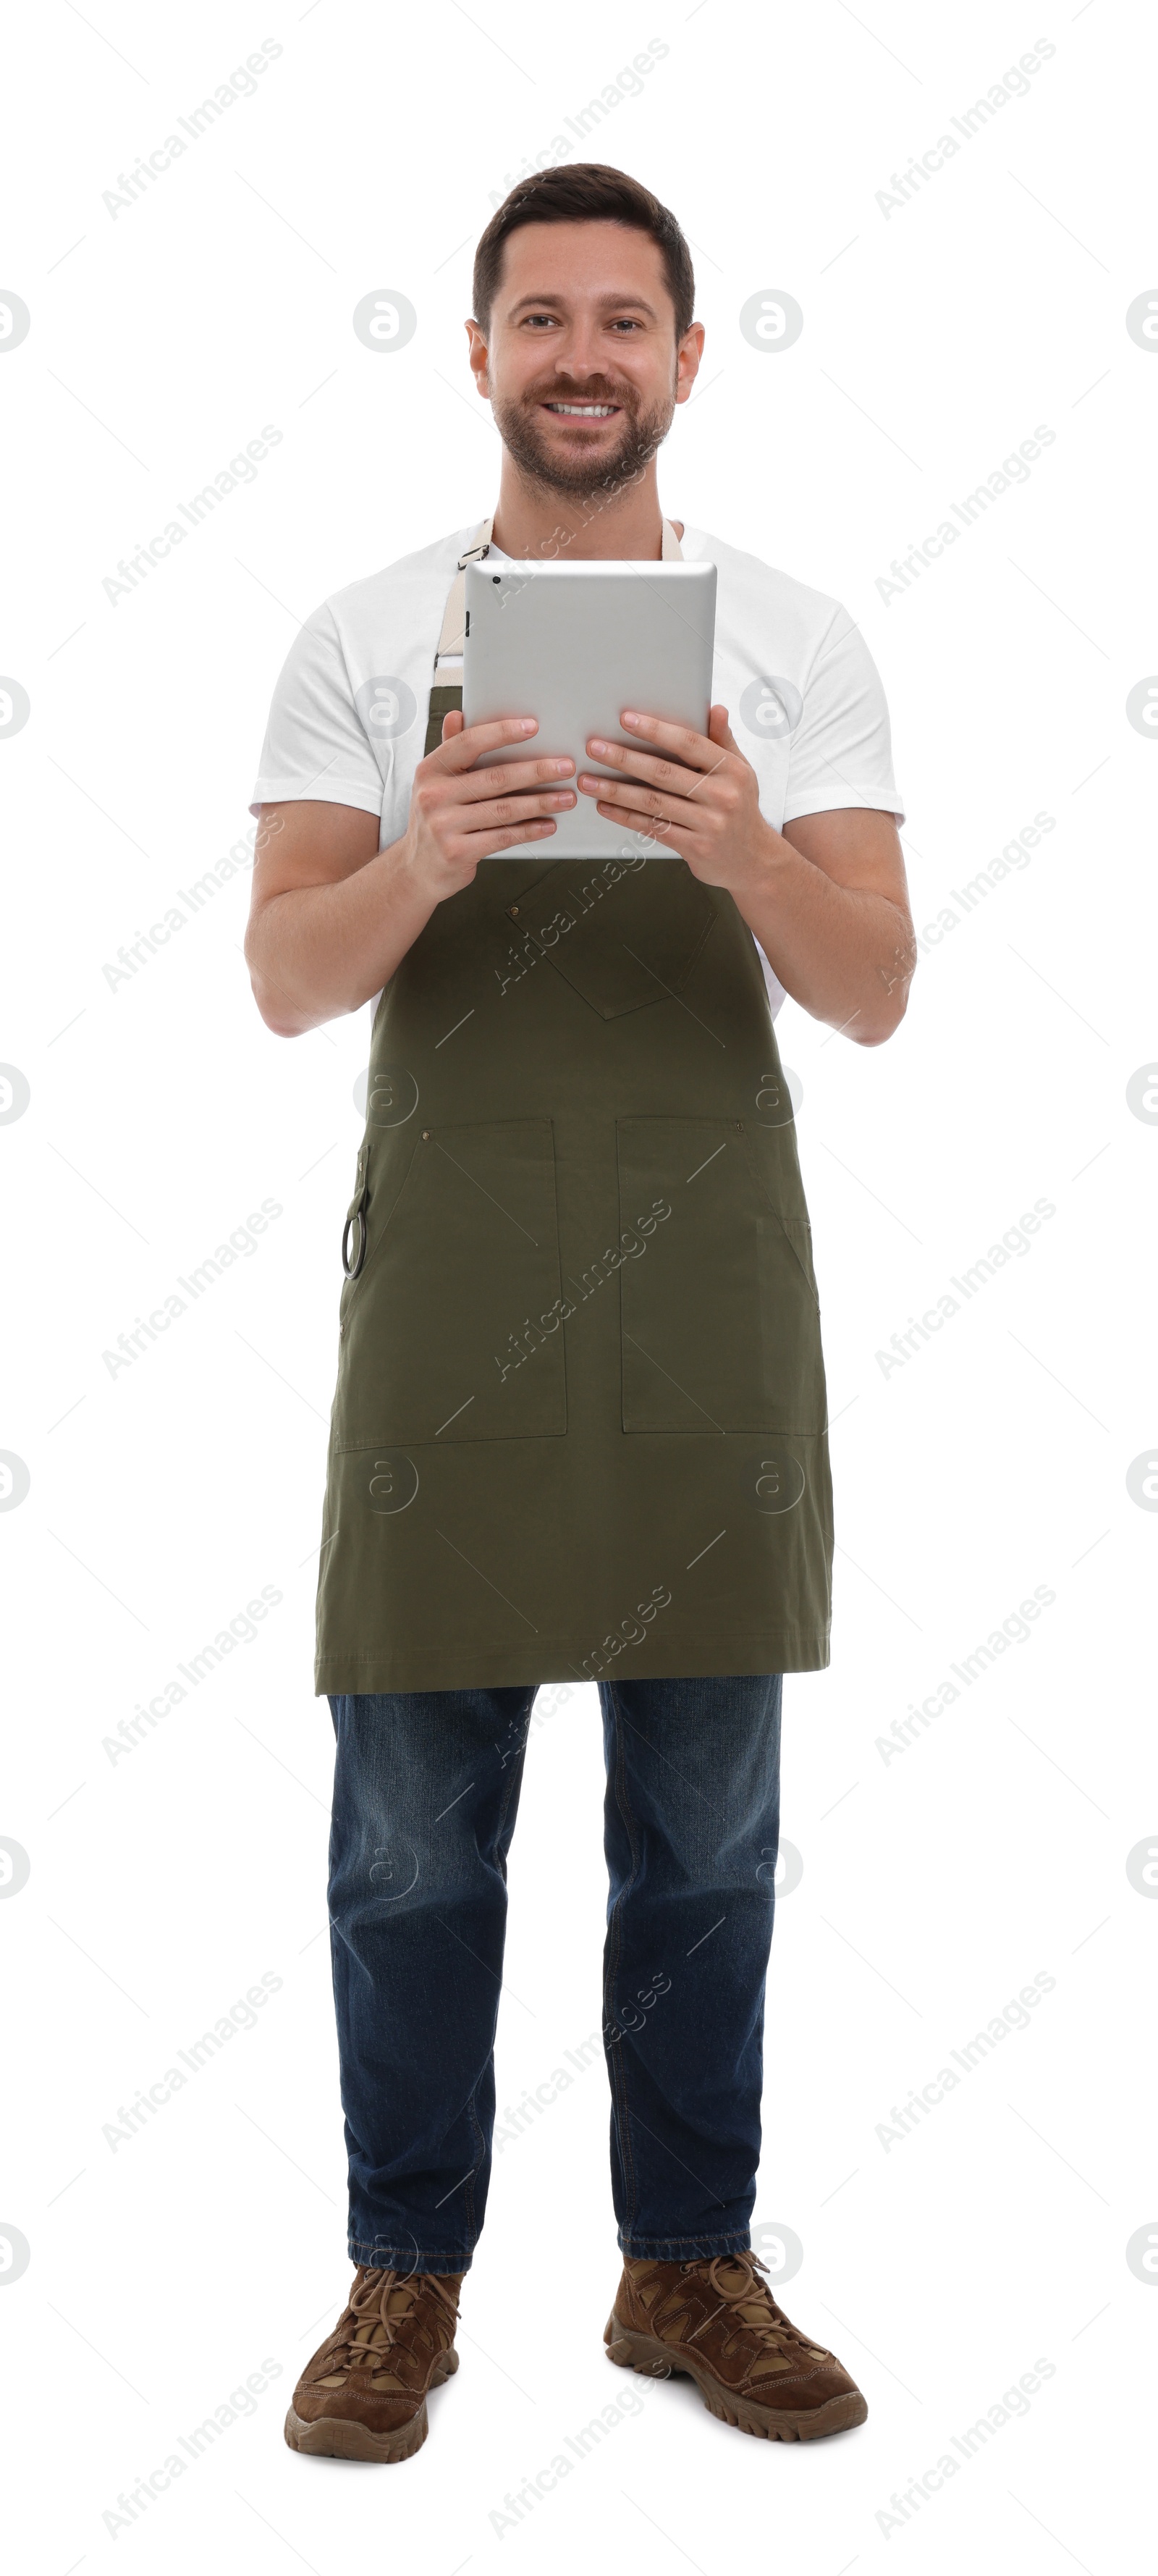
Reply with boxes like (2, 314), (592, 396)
(342, 1189), (368, 1279)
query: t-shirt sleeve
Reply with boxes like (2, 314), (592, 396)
(249, 605), (384, 819)
(782, 607), (905, 826)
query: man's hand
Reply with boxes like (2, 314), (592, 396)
(245, 715), (575, 1037)
(576, 704), (769, 891)
(400, 711), (575, 898)
(577, 702), (916, 1045)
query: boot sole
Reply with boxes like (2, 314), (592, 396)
(284, 2349), (457, 2462)
(604, 2318), (866, 2441)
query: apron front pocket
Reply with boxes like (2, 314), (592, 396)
(334, 1118), (567, 1446)
(615, 1116), (827, 1435)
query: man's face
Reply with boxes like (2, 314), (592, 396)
(467, 220), (702, 500)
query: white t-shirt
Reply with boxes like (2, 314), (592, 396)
(250, 521), (904, 1023)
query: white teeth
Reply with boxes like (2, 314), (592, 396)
(546, 402), (617, 416)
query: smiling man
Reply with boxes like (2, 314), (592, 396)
(246, 161), (913, 2466)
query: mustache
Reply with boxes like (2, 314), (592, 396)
(523, 379), (635, 409)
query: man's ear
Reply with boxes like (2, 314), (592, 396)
(465, 317), (491, 399)
(674, 320), (705, 406)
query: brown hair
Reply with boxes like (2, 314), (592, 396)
(472, 163), (695, 344)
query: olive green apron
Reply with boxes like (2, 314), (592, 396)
(315, 527), (832, 1695)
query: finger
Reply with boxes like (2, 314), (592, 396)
(587, 731), (734, 807)
(708, 703), (741, 752)
(578, 774), (695, 828)
(452, 754), (575, 805)
(441, 708), (465, 739)
(617, 710), (720, 769)
(453, 815), (561, 858)
(428, 715), (540, 770)
(593, 798), (690, 846)
(580, 738), (701, 791)
(454, 788), (576, 832)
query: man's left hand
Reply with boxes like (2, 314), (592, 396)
(577, 705), (777, 890)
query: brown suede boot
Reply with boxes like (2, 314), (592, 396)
(284, 2264), (463, 2462)
(604, 2252), (867, 2441)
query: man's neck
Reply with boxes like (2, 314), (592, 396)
(490, 461), (675, 561)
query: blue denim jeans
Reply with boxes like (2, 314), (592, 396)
(327, 1674), (782, 2275)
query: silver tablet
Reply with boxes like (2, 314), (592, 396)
(462, 557), (717, 859)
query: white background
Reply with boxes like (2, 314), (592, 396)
(2, 2), (1156, 2569)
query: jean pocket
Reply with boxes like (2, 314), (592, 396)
(334, 1119), (567, 1446)
(616, 1116), (827, 1434)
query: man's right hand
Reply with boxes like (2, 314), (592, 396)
(400, 712), (575, 898)
(245, 715), (575, 1037)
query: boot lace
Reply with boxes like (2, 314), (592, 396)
(680, 2252), (827, 2362)
(316, 2266), (459, 2387)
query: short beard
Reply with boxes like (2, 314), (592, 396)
(491, 383), (676, 508)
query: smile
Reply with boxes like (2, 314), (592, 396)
(542, 401), (620, 417)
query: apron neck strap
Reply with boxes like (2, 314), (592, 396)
(435, 513), (683, 666)
(459, 515), (494, 568)
(436, 518), (494, 664)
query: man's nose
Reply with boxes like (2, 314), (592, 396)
(550, 330), (614, 382)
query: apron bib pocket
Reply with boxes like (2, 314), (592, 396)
(502, 854), (717, 1021)
(615, 1115), (827, 1435)
(334, 1119), (567, 1447)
